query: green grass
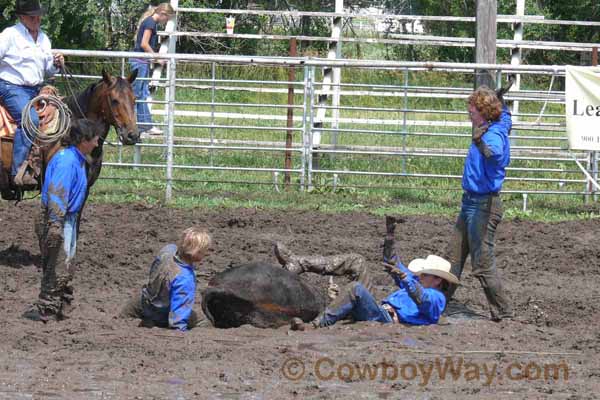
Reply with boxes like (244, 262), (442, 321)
(81, 63), (600, 222)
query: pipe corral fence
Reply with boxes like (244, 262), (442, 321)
(57, 50), (598, 207)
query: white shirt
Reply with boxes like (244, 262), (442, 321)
(0, 22), (58, 86)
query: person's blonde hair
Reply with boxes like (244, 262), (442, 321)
(135, 3), (175, 42)
(177, 227), (211, 260)
(468, 85), (502, 122)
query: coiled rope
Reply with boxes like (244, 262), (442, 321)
(21, 94), (72, 146)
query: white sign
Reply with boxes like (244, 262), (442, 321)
(566, 66), (600, 151)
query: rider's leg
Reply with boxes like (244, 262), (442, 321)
(0, 80), (39, 178)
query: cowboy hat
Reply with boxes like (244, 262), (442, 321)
(15, 0), (46, 16)
(408, 255), (459, 285)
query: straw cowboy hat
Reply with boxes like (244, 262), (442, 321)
(15, 0), (46, 16)
(408, 255), (459, 285)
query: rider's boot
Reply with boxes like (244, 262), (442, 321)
(14, 164), (38, 187)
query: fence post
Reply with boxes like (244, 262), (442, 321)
(330, 0), (344, 154)
(592, 47), (598, 202)
(308, 66), (317, 191)
(585, 153), (591, 204)
(510, 0), (525, 148)
(285, 38), (297, 189)
(475, 0), (497, 89)
(210, 62), (216, 167)
(402, 68), (408, 175)
(593, 152), (598, 202)
(165, 57), (176, 203)
(300, 65), (310, 191)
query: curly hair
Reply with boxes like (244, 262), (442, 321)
(468, 86), (502, 122)
(177, 227), (212, 261)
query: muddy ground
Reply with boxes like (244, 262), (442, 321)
(0, 201), (599, 399)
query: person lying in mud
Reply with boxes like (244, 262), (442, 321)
(274, 217), (459, 330)
(120, 227), (212, 331)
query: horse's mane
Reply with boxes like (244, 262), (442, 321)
(63, 81), (97, 119)
(63, 77), (131, 119)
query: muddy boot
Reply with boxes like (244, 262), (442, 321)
(139, 318), (156, 328)
(314, 299), (356, 328)
(22, 303), (57, 323)
(14, 164), (38, 187)
(22, 307), (49, 323)
(273, 242), (304, 274)
(58, 287), (75, 320)
(383, 216), (404, 262)
(385, 216), (400, 236)
(290, 317), (315, 331)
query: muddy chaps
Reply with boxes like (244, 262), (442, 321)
(201, 263), (326, 328)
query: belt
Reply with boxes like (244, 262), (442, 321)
(464, 190), (499, 198)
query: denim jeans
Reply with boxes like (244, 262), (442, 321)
(34, 208), (79, 316)
(447, 192), (512, 319)
(0, 79), (40, 175)
(320, 283), (392, 326)
(129, 60), (152, 132)
(63, 213), (78, 264)
(120, 294), (199, 329)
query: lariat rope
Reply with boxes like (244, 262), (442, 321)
(21, 94), (72, 146)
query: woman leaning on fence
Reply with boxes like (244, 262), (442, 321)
(129, 3), (174, 136)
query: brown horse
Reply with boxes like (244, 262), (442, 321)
(0, 69), (139, 204)
(63, 69), (139, 188)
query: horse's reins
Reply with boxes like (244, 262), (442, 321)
(60, 64), (86, 119)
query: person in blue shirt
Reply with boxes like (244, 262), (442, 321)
(120, 227), (212, 332)
(0, 0), (64, 191)
(275, 217), (459, 330)
(23, 119), (99, 322)
(446, 85), (513, 321)
(129, 3), (174, 135)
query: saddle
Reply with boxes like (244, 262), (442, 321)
(0, 85), (61, 192)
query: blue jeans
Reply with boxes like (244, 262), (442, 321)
(35, 208), (79, 315)
(447, 192), (512, 319)
(63, 213), (78, 264)
(129, 60), (152, 132)
(0, 79), (40, 175)
(320, 283), (392, 326)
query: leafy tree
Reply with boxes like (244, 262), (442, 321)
(0, 0), (598, 64)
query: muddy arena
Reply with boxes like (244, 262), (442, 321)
(0, 201), (599, 399)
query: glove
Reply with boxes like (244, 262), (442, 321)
(383, 262), (407, 281)
(472, 123), (489, 144)
(495, 75), (515, 106)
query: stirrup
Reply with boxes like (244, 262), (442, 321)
(1, 188), (18, 201)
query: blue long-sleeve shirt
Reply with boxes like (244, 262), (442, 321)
(381, 257), (446, 325)
(462, 105), (512, 195)
(41, 146), (88, 222)
(141, 244), (196, 331)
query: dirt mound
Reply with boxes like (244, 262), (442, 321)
(1, 202), (598, 398)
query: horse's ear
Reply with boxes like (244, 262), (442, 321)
(102, 69), (112, 84)
(128, 68), (138, 84)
